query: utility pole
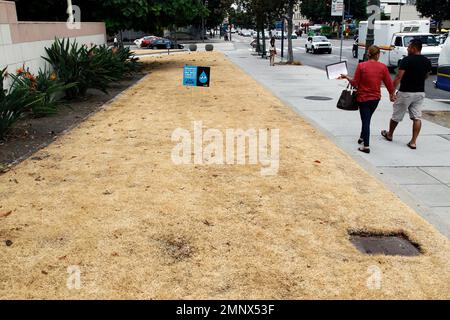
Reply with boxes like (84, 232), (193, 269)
(281, 19), (285, 60)
(365, 0), (380, 61)
(340, 3), (345, 62)
(398, 0), (403, 21)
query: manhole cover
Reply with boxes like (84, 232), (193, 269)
(350, 232), (421, 257)
(304, 96), (333, 101)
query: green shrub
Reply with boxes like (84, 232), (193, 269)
(32, 68), (76, 117)
(0, 68), (44, 139)
(43, 39), (140, 99)
(8, 67), (76, 117)
(43, 39), (89, 99)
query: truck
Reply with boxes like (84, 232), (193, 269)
(357, 20), (442, 72)
(436, 36), (450, 91)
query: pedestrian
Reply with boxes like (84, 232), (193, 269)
(269, 37), (277, 67)
(340, 45), (396, 154)
(114, 36), (118, 48)
(381, 39), (432, 149)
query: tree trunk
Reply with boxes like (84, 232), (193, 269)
(256, 28), (261, 53)
(287, 0), (295, 64)
(262, 23), (266, 58)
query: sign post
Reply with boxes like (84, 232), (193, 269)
(331, 0), (345, 62)
(281, 20), (285, 60)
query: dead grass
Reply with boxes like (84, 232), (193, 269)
(0, 52), (449, 299)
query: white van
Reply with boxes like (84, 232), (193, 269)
(357, 20), (441, 72)
(436, 37), (450, 91)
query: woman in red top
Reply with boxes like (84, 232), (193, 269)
(340, 46), (396, 154)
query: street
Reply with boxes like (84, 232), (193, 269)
(232, 35), (450, 103)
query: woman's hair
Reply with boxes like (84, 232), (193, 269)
(270, 37), (275, 45)
(368, 45), (381, 59)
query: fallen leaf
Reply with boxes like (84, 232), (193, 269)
(314, 160), (321, 164)
(0, 211), (12, 218)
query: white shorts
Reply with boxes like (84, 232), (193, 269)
(392, 91), (425, 122)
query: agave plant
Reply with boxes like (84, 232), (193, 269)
(43, 39), (140, 99)
(43, 38), (92, 99)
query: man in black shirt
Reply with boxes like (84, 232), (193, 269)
(381, 39), (432, 149)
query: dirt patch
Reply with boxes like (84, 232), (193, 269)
(423, 111), (450, 129)
(0, 52), (449, 299)
(0, 73), (147, 168)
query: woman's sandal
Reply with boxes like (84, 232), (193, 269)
(358, 147), (370, 154)
(407, 142), (417, 150)
(381, 130), (392, 142)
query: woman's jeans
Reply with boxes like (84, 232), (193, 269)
(359, 100), (380, 147)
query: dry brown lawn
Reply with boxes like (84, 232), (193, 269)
(0, 52), (449, 299)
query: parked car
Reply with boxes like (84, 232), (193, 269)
(305, 36), (332, 54)
(148, 38), (184, 49)
(140, 36), (160, 48)
(134, 36), (154, 47)
(275, 31), (284, 39)
(241, 29), (253, 37)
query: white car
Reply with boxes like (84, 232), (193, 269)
(275, 31), (285, 39)
(305, 36), (332, 54)
(241, 29), (253, 37)
(252, 31), (270, 39)
(134, 37), (144, 47)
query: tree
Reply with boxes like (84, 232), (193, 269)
(417, 0), (450, 30)
(300, 0), (367, 23)
(11, 0), (215, 35)
(286, 0), (297, 64)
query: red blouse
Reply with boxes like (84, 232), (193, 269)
(350, 60), (395, 103)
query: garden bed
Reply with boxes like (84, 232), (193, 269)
(0, 73), (147, 170)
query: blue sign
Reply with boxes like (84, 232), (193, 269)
(276, 21), (283, 30)
(183, 65), (210, 87)
(183, 66), (198, 87)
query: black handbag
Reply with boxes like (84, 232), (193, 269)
(337, 84), (358, 111)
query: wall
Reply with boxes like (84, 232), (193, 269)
(0, 0), (106, 86)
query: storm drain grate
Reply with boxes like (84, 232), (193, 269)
(349, 232), (421, 257)
(304, 96), (333, 101)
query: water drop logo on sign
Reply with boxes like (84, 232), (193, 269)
(183, 66), (210, 87)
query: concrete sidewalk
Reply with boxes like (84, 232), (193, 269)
(223, 46), (450, 238)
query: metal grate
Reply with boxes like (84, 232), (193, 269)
(350, 232), (421, 257)
(304, 96), (333, 101)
